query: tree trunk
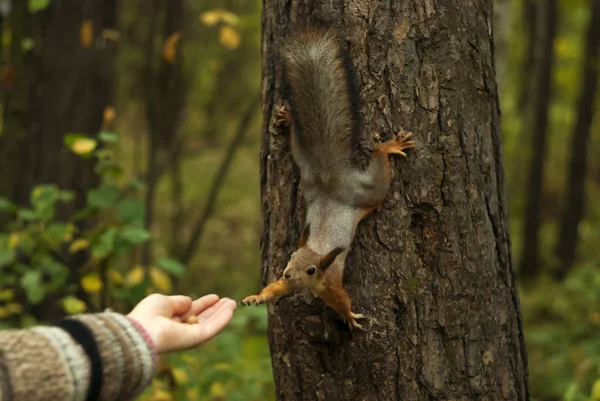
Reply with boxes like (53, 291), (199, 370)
(0, 0), (118, 321)
(141, 0), (187, 266)
(259, 1), (529, 400)
(553, 0), (600, 280)
(519, 0), (557, 279)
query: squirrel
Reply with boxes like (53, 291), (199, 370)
(241, 28), (414, 330)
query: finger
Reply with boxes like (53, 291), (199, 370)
(167, 295), (193, 316)
(180, 294), (219, 320)
(193, 299), (237, 342)
(196, 298), (234, 322)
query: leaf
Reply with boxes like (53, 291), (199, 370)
(102, 107), (116, 127)
(87, 185), (120, 209)
(219, 26), (240, 50)
(150, 267), (172, 293)
(27, 0), (50, 13)
(199, 9), (239, 26)
(119, 227), (151, 245)
(4, 303), (22, 315)
(210, 381), (226, 397)
(592, 379), (600, 401)
(98, 130), (118, 143)
(81, 273), (103, 293)
(8, 233), (19, 248)
(20, 270), (45, 304)
(157, 257), (186, 277)
(0, 249), (14, 268)
(31, 184), (59, 209)
(21, 37), (35, 51)
(64, 133), (97, 155)
(118, 198), (145, 225)
(163, 32), (181, 64)
(69, 238), (89, 253)
(126, 266), (145, 287)
(92, 227), (117, 258)
(106, 268), (123, 284)
(80, 20), (93, 49)
(17, 209), (37, 221)
(0, 196), (16, 212)
(45, 222), (73, 242)
(172, 368), (189, 384)
(0, 289), (14, 301)
(62, 296), (87, 314)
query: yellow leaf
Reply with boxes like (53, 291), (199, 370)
(126, 266), (145, 287)
(101, 29), (121, 41)
(4, 303), (22, 315)
(71, 138), (97, 155)
(163, 32), (181, 64)
(8, 233), (19, 248)
(210, 381), (225, 397)
(107, 268), (123, 284)
(81, 273), (103, 293)
(103, 106), (116, 126)
(172, 368), (189, 384)
(62, 296), (87, 315)
(214, 363), (230, 371)
(69, 239), (89, 253)
(186, 388), (198, 400)
(219, 26), (240, 50)
(0, 307), (8, 319)
(592, 378), (600, 401)
(150, 389), (173, 401)
(81, 20), (94, 48)
(199, 9), (239, 26)
(0, 289), (14, 301)
(150, 267), (172, 293)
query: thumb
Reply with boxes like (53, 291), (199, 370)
(167, 295), (193, 316)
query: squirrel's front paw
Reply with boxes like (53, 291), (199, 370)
(240, 295), (267, 306)
(346, 312), (366, 331)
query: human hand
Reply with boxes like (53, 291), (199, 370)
(127, 293), (236, 354)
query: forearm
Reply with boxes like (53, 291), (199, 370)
(0, 312), (157, 401)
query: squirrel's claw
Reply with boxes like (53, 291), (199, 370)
(346, 312), (366, 331)
(240, 295), (266, 307)
(275, 106), (292, 128)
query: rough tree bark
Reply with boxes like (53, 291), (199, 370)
(259, 1), (529, 400)
(553, 0), (600, 280)
(519, 0), (557, 279)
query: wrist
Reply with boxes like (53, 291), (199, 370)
(126, 315), (159, 361)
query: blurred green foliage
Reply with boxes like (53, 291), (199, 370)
(500, 0), (600, 400)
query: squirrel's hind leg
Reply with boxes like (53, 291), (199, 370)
(275, 105), (292, 128)
(375, 129), (415, 157)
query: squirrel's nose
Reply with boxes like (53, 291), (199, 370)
(284, 272), (292, 279)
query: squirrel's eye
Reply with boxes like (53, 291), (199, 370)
(306, 266), (316, 275)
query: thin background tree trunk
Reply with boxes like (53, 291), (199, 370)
(519, 0), (558, 279)
(553, 0), (600, 280)
(259, 0), (529, 400)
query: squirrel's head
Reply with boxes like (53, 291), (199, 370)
(282, 224), (345, 288)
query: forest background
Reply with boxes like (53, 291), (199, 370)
(0, 0), (598, 400)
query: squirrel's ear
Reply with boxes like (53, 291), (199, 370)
(319, 247), (344, 270)
(298, 223), (310, 248)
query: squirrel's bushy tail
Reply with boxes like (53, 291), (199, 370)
(281, 28), (359, 164)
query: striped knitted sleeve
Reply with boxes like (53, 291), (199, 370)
(0, 312), (157, 401)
